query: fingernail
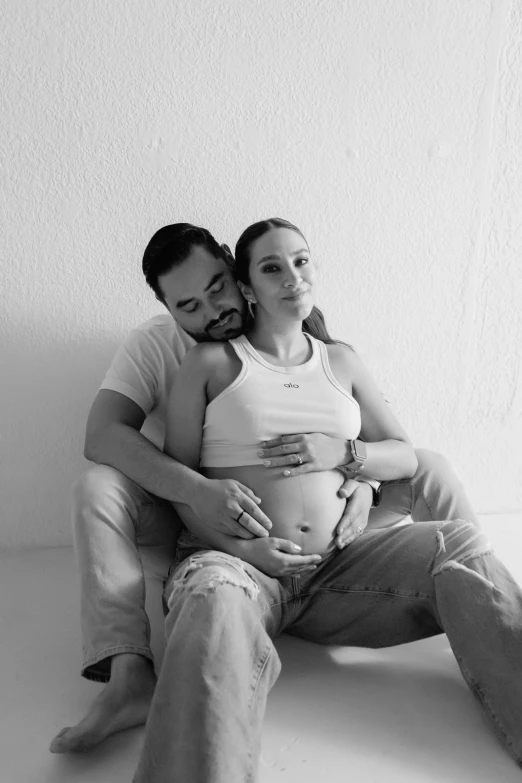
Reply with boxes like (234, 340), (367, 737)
(263, 460), (271, 467)
(294, 544), (302, 551)
(257, 450), (264, 457)
(283, 470), (291, 476)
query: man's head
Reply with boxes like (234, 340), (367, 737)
(142, 223), (246, 342)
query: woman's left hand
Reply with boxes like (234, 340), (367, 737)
(334, 479), (372, 549)
(258, 433), (347, 476)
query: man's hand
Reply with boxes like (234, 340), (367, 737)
(190, 477), (273, 539)
(334, 479), (372, 549)
(236, 537), (323, 578)
(258, 433), (347, 476)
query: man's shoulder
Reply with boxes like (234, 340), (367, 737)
(183, 340), (230, 365)
(130, 313), (183, 340)
(126, 314), (195, 359)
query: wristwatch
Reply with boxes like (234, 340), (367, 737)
(340, 439), (367, 476)
(360, 479), (381, 508)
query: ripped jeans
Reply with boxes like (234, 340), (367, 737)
(133, 520), (522, 782)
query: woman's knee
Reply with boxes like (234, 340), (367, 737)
(430, 519), (492, 575)
(165, 551), (260, 614)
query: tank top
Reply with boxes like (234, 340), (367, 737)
(199, 333), (361, 468)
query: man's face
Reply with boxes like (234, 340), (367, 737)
(158, 245), (247, 342)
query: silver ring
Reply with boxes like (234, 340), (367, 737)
(356, 526), (363, 535)
(295, 454), (303, 466)
(236, 511), (245, 522)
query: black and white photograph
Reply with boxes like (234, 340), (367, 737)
(1, 1), (522, 781)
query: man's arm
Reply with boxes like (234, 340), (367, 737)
(84, 388), (270, 538)
(85, 389), (203, 504)
(163, 344), (273, 539)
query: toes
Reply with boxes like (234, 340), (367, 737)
(49, 730), (71, 753)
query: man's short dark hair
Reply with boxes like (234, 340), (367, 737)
(142, 223), (225, 301)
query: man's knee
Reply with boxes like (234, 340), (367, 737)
(414, 448), (460, 484)
(73, 464), (135, 507)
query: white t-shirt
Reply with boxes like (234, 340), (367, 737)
(99, 314), (195, 450)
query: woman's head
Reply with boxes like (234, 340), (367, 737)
(234, 218), (336, 344)
(234, 218), (315, 323)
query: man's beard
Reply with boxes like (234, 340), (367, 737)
(187, 309), (245, 343)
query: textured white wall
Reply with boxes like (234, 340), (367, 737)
(1, 0), (521, 548)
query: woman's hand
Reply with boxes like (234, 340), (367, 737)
(235, 536), (323, 578)
(258, 433), (347, 476)
(334, 479), (372, 549)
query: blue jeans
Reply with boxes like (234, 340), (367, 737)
(133, 530), (522, 781)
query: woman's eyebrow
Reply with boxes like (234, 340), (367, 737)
(256, 249), (308, 265)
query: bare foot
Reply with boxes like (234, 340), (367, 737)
(49, 654), (156, 753)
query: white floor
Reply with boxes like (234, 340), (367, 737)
(1, 515), (521, 783)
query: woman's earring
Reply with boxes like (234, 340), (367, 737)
(247, 299), (255, 319)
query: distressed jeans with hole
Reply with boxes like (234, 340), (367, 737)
(133, 520), (522, 783)
(73, 449), (479, 680)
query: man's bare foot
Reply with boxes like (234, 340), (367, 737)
(49, 653), (156, 753)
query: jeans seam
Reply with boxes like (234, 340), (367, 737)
(319, 585), (435, 600)
(249, 641), (274, 709)
(82, 645), (154, 681)
(83, 644), (153, 668)
(262, 596), (292, 616)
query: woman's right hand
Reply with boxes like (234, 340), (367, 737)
(235, 536), (323, 578)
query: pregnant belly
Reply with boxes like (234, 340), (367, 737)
(203, 465), (347, 556)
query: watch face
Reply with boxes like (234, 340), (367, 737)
(354, 440), (367, 460)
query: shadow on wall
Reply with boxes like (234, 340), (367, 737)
(1, 329), (121, 550)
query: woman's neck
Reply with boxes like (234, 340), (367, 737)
(246, 316), (308, 365)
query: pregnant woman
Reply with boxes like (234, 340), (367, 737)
(167, 217), (417, 564)
(133, 219), (522, 783)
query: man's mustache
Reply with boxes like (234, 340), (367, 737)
(206, 309), (240, 333)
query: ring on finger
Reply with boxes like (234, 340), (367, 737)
(236, 510), (245, 522)
(356, 526), (363, 535)
(295, 454), (303, 466)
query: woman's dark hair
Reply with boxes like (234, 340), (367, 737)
(142, 223), (226, 301)
(234, 218), (345, 346)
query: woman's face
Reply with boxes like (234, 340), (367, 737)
(243, 227), (315, 322)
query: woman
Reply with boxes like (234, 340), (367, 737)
(134, 219), (522, 781)
(165, 217), (418, 562)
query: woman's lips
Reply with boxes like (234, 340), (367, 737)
(283, 289), (309, 301)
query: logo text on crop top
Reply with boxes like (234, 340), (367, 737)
(284, 383), (300, 388)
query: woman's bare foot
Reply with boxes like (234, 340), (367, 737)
(49, 653), (156, 753)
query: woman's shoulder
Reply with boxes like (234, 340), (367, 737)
(324, 340), (356, 364)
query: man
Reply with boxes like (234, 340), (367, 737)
(50, 223), (481, 755)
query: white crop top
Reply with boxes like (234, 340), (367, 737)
(199, 334), (361, 468)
